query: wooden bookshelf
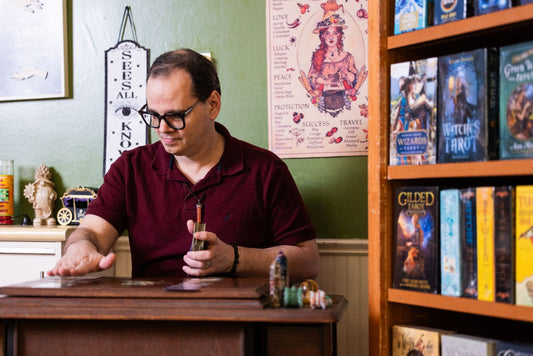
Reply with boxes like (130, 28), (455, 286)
(368, 2), (533, 355)
(388, 289), (533, 323)
(388, 5), (533, 50)
(388, 160), (533, 180)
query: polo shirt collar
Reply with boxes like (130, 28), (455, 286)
(216, 122), (244, 177)
(151, 122), (244, 181)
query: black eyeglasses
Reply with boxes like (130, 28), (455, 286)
(138, 97), (204, 130)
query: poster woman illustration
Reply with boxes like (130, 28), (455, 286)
(299, 12), (367, 117)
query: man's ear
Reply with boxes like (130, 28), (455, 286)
(207, 90), (221, 120)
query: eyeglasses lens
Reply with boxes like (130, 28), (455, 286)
(141, 113), (185, 130)
(164, 114), (185, 129)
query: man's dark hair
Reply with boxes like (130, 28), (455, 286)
(148, 48), (221, 100)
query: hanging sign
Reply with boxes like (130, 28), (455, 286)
(103, 7), (150, 174)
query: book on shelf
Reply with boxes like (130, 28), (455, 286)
(494, 185), (515, 303)
(437, 47), (499, 163)
(516, 185), (533, 307)
(474, 0), (512, 15)
(496, 340), (533, 355)
(460, 187), (478, 298)
(393, 186), (440, 293)
(433, 0), (472, 25)
(440, 189), (461, 297)
(394, 0), (430, 35)
(499, 40), (533, 160)
(441, 334), (497, 356)
(392, 324), (455, 356)
(476, 186), (495, 302)
(390, 57), (438, 166)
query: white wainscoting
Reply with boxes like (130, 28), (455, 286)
(316, 238), (369, 356)
(113, 236), (132, 277)
(114, 237), (369, 356)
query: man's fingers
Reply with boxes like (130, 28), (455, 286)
(48, 253), (113, 276)
(186, 220), (195, 234)
(99, 253), (117, 270)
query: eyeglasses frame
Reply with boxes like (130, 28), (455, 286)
(138, 97), (204, 130)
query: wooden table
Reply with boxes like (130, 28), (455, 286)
(0, 276), (347, 356)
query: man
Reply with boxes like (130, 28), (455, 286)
(49, 49), (319, 282)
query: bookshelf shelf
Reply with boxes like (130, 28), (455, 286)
(368, 1), (533, 355)
(388, 289), (533, 323)
(388, 4), (533, 50)
(388, 159), (533, 180)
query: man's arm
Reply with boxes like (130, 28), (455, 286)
(183, 225), (320, 283)
(236, 239), (320, 282)
(47, 214), (120, 276)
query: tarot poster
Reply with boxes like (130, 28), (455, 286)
(266, 0), (369, 158)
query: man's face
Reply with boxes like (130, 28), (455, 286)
(146, 69), (210, 157)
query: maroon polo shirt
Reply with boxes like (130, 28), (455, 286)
(87, 123), (316, 277)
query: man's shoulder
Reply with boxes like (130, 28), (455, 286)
(218, 123), (286, 173)
(120, 141), (162, 157)
(227, 137), (281, 162)
(234, 138), (287, 170)
(240, 139), (279, 159)
(110, 142), (165, 172)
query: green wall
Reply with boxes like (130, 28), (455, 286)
(0, 0), (367, 239)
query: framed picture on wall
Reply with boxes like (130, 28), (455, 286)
(0, 0), (69, 101)
(266, 1), (369, 158)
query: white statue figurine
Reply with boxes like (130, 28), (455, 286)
(23, 164), (58, 226)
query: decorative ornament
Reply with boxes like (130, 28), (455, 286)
(268, 251), (288, 308)
(23, 164), (58, 226)
(282, 279), (332, 310)
(283, 285), (303, 308)
(57, 187), (98, 226)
